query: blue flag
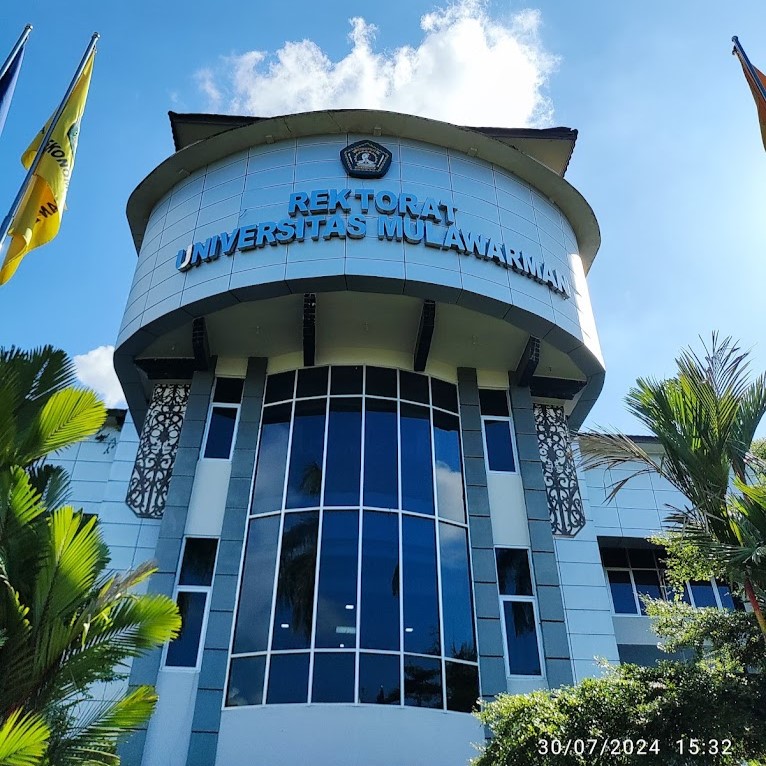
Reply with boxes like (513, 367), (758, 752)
(0, 40), (25, 137)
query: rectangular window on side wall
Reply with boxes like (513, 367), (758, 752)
(479, 389), (517, 473)
(203, 377), (245, 459)
(495, 548), (542, 676)
(600, 545), (742, 615)
(165, 537), (219, 669)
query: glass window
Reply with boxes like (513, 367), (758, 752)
(633, 570), (662, 613)
(404, 655), (442, 708)
(265, 371), (295, 404)
(272, 512), (319, 650)
(716, 582), (736, 610)
(690, 580), (718, 607)
(607, 570), (637, 614)
(363, 399), (398, 509)
(484, 419), (516, 472)
(400, 371), (429, 404)
(600, 546), (629, 568)
(431, 378), (458, 412)
(296, 366), (328, 398)
(312, 653), (355, 703)
(204, 407), (238, 459)
(315, 511), (359, 648)
(358, 653), (400, 705)
(251, 404), (291, 514)
(401, 403), (434, 515)
(166, 591), (207, 667)
(433, 411), (465, 523)
(366, 366), (397, 397)
(324, 398), (362, 506)
(360, 511), (400, 651)
(285, 399), (326, 508)
(331, 365), (363, 394)
(503, 601), (541, 675)
(479, 389), (509, 417)
(227, 656), (266, 707)
(213, 377), (244, 404)
(629, 548), (657, 569)
(445, 661), (480, 713)
(178, 538), (217, 586)
(402, 516), (440, 656)
(440, 524), (476, 661)
(266, 653), (310, 704)
(496, 549), (533, 596)
(233, 516), (280, 653)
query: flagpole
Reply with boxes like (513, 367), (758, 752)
(0, 32), (99, 249)
(732, 36), (766, 104)
(0, 24), (32, 83)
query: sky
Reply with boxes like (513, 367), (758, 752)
(0, 0), (764, 434)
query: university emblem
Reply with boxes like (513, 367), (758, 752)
(340, 140), (392, 179)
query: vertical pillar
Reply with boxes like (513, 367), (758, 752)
(187, 358), (267, 766)
(456, 367), (507, 703)
(120, 370), (215, 766)
(508, 381), (574, 687)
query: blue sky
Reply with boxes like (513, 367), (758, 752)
(0, 0), (765, 434)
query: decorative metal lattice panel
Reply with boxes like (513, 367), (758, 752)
(126, 384), (190, 519)
(533, 403), (586, 537)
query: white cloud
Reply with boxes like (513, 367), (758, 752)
(197, 0), (557, 127)
(74, 345), (126, 408)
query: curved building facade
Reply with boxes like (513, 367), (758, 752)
(115, 109), (610, 766)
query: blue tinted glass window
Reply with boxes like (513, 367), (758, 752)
(297, 366), (328, 398)
(266, 653), (310, 704)
(358, 653), (400, 704)
(431, 378), (458, 412)
(251, 404), (291, 514)
(324, 398), (362, 506)
(286, 399), (326, 508)
(401, 403), (434, 515)
(311, 653), (355, 702)
(363, 399), (398, 509)
(360, 511), (400, 651)
(213, 377), (244, 404)
(716, 582), (735, 610)
(404, 655), (442, 708)
(402, 515), (440, 655)
(227, 656), (265, 707)
(633, 570), (662, 614)
(495, 549), (533, 596)
(272, 512), (319, 650)
(433, 411), (464, 522)
(315, 511), (359, 648)
(366, 367), (397, 397)
(265, 371), (294, 403)
(503, 601), (541, 675)
(178, 538), (217, 586)
(233, 516), (280, 653)
(484, 419), (515, 472)
(690, 580), (717, 608)
(166, 591), (206, 667)
(608, 570), (637, 614)
(440, 524), (476, 661)
(331, 366), (363, 394)
(400, 371), (429, 404)
(445, 661), (479, 712)
(204, 407), (237, 459)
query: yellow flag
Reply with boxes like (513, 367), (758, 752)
(0, 51), (94, 284)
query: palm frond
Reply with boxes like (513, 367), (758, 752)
(0, 709), (49, 766)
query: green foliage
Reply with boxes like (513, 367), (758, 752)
(0, 347), (181, 764)
(475, 661), (766, 766)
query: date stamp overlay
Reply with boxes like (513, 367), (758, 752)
(537, 738), (734, 758)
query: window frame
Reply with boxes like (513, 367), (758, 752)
(495, 546), (545, 679)
(163, 536), (219, 672)
(478, 389), (518, 475)
(200, 376), (245, 461)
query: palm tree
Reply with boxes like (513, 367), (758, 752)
(578, 335), (766, 636)
(0, 347), (181, 764)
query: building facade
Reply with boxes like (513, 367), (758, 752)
(62, 110), (720, 766)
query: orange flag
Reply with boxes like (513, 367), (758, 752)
(733, 36), (766, 152)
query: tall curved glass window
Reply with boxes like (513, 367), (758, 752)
(227, 366), (479, 713)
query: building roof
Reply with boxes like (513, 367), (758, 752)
(168, 111), (579, 178)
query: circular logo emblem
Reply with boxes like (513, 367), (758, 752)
(340, 140), (392, 179)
